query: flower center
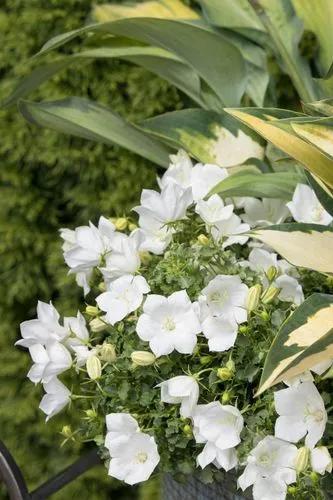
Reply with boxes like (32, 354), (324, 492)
(257, 453), (272, 467)
(209, 290), (229, 306)
(136, 452), (148, 464)
(163, 316), (176, 331)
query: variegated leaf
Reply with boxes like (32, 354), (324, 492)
(257, 293), (333, 394)
(141, 109), (265, 167)
(251, 223), (333, 274)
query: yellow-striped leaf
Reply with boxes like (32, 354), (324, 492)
(251, 223), (333, 274)
(258, 293), (333, 394)
(226, 108), (333, 188)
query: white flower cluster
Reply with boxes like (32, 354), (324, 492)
(16, 150), (333, 496)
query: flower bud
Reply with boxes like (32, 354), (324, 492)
(85, 408), (97, 420)
(226, 359), (235, 372)
(86, 355), (102, 380)
(98, 282), (107, 292)
(266, 265), (278, 282)
(131, 350), (156, 366)
(310, 471), (318, 483)
(239, 325), (249, 334)
(183, 424), (192, 436)
(128, 222), (138, 231)
(261, 285), (280, 304)
(200, 355), (213, 366)
(61, 425), (72, 438)
(221, 391), (232, 404)
(246, 284), (261, 312)
(85, 305), (99, 317)
(217, 367), (233, 381)
(295, 446), (309, 473)
(197, 234), (209, 245)
(89, 317), (108, 332)
(260, 310), (270, 321)
(287, 485), (297, 495)
(115, 217), (128, 231)
(99, 343), (116, 363)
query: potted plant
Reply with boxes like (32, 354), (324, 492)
(16, 148), (333, 499)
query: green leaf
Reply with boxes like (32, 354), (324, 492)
(257, 293), (333, 394)
(292, 0), (333, 77)
(305, 171), (333, 217)
(3, 47), (205, 109)
(250, 223), (333, 274)
(36, 18), (247, 106)
(18, 97), (171, 167)
(199, 0), (264, 31)
(140, 108), (265, 167)
(209, 171), (302, 199)
(226, 108), (333, 188)
(256, 0), (318, 102)
(302, 97), (333, 117)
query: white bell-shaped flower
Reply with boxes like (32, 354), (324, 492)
(287, 184), (332, 225)
(27, 342), (72, 384)
(136, 290), (201, 357)
(275, 275), (304, 306)
(241, 198), (290, 227)
(195, 195), (234, 226)
(157, 375), (199, 417)
(39, 377), (71, 421)
(96, 274), (150, 325)
(274, 382), (327, 448)
(211, 213), (250, 248)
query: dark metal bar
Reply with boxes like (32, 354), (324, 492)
(30, 449), (101, 499)
(0, 441), (30, 500)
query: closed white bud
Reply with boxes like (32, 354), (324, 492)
(99, 343), (116, 363)
(261, 285), (280, 304)
(295, 446), (309, 473)
(266, 265), (278, 282)
(85, 305), (99, 317)
(246, 284), (262, 312)
(89, 317), (108, 332)
(86, 355), (102, 380)
(131, 350), (156, 366)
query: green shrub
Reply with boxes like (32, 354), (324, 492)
(0, 1), (183, 498)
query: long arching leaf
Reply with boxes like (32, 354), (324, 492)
(18, 97), (172, 167)
(140, 109), (265, 167)
(257, 293), (333, 394)
(36, 18), (247, 107)
(250, 223), (333, 274)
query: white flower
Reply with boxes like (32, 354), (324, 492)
(134, 184), (192, 225)
(246, 248), (278, 274)
(238, 436), (297, 500)
(197, 442), (237, 471)
(27, 342), (72, 384)
(136, 290), (201, 357)
(275, 275), (304, 305)
(193, 402), (243, 471)
(105, 413), (139, 450)
(202, 316), (238, 352)
(65, 311), (89, 346)
(137, 215), (173, 255)
(211, 213), (250, 248)
(274, 382), (327, 448)
(61, 216), (116, 272)
(199, 275), (248, 324)
(100, 231), (142, 282)
(159, 149), (228, 201)
(105, 414), (160, 485)
(158, 149), (193, 190)
(39, 377), (71, 421)
(241, 198), (290, 227)
(287, 183), (333, 225)
(17, 301), (67, 348)
(96, 275), (150, 325)
(191, 163), (228, 201)
(105, 419), (160, 485)
(310, 446), (332, 475)
(157, 376), (199, 417)
(195, 195), (234, 225)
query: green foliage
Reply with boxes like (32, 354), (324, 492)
(0, 1), (184, 498)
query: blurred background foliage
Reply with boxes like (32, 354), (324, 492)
(0, 0), (185, 498)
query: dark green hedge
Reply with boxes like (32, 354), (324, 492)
(0, 1), (184, 498)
